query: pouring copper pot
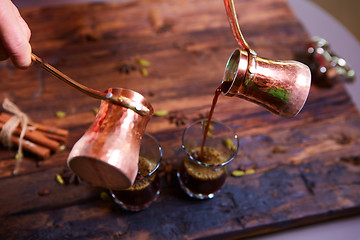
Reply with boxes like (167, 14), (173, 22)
(222, 49), (311, 118)
(222, 0), (311, 118)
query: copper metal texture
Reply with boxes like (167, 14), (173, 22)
(67, 88), (154, 190)
(222, 0), (311, 118)
(222, 49), (311, 117)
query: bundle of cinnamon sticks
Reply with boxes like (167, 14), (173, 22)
(0, 112), (69, 159)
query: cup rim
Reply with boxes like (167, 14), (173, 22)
(141, 132), (163, 177)
(181, 119), (239, 167)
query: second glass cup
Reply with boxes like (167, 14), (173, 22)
(178, 119), (239, 199)
(110, 133), (162, 211)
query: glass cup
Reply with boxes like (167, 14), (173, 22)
(177, 119), (239, 199)
(110, 133), (162, 211)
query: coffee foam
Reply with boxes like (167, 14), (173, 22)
(184, 147), (226, 180)
(127, 156), (156, 191)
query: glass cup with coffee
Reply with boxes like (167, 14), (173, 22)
(178, 119), (239, 199)
(110, 133), (162, 211)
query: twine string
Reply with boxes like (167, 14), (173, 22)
(0, 98), (29, 174)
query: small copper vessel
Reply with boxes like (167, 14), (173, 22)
(222, 0), (311, 118)
(30, 55), (154, 190)
(222, 49), (311, 117)
(67, 88), (154, 190)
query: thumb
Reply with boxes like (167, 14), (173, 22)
(0, 0), (32, 68)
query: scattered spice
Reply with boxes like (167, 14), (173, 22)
(204, 122), (213, 138)
(58, 145), (66, 152)
(55, 173), (64, 185)
(204, 121), (213, 131)
(135, 59), (150, 77)
(56, 168), (81, 185)
(136, 58), (150, 67)
(38, 187), (51, 196)
(231, 165), (257, 177)
(161, 111), (211, 127)
(231, 170), (245, 177)
(245, 169), (256, 175)
(194, 113), (209, 121)
(55, 111), (66, 118)
(15, 152), (22, 160)
(140, 68), (149, 77)
(72, 27), (101, 43)
(117, 63), (137, 74)
(166, 111), (188, 126)
(93, 107), (99, 115)
(116, 58), (151, 76)
(154, 110), (169, 117)
(223, 138), (237, 151)
(100, 191), (110, 201)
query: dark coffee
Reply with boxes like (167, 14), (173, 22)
(179, 82), (233, 198)
(199, 84), (223, 159)
(179, 147), (227, 195)
(111, 156), (160, 211)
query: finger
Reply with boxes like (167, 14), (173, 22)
(18, 16), (31, 41)
(11, 1), (31, 41)
(0, 0), (31, 68)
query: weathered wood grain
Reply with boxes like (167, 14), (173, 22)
(0, 0), (359, 239)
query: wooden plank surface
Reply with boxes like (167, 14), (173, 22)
(0, 0), (360, 239)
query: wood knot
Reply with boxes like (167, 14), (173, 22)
(339, 156), (360, 166)
(333, 133), (352, 145)
(271, 146), (286, 154)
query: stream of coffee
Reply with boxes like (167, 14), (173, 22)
(199, 82), (230, 159)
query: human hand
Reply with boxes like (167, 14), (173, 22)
(0, 0), (31, 68)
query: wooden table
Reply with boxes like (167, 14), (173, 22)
(1, 0), (360, 239)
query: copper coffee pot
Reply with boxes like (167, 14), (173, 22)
(67, 88), (154, 190)
(31, 55), (153, 190)
(222, 0), (311, 118)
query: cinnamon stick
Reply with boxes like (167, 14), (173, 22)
(42, 132), (68, 144)
(0, 121), (60, 151)
(10, 135), (51, 159)
(31, 122), (69, 138)
(0, 112), (69, 137)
